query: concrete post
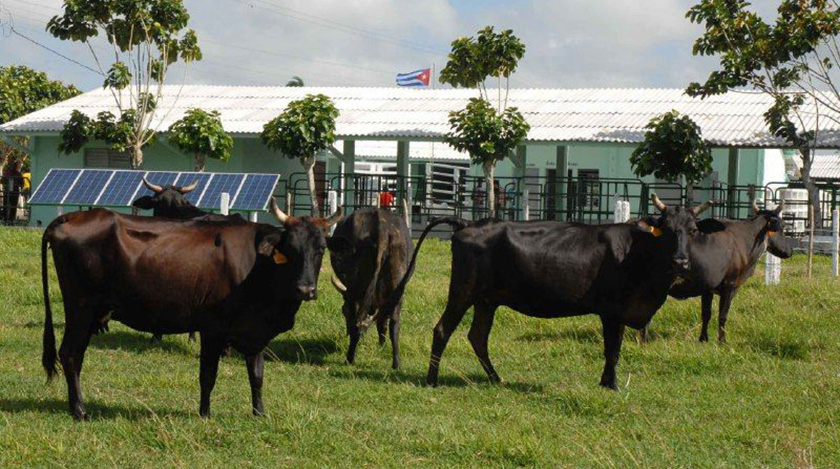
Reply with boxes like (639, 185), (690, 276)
(342, 140), (356, 214)
(250, 212), (258, 223)
(833, 209), (839, 277)
(614, 196), (630, 223)
(765, 201), (782, 285)
(396, 141), (410, 209)
(220, 192), (230, 215)
(514, 145), (527, 220)
(555, 146), (568, 220)
(728, 148), (740, 219)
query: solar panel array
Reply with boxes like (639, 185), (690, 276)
(29, 169), (280, 212)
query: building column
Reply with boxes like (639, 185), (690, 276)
(396, 140), (410, 217)
(513, 145), (528, 220)
(728, 148), (740, 218)
(342, 140), (356, 214)
(555, 145), (568, 220)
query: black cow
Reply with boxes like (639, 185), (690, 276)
(640, 200), (793, 343)
(390, 195), (710, 390)
(41, 199), (341, 419)
(327, 207), (413, 369)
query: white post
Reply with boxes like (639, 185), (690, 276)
(833, 209), (839, 277)
(523, 187), (530, 221)
(220, 192), (230, 216)
(765, 201), (782, 285)
(613, 196), (630, 223)
(328, 190), (339, 235)
(250, 212), (258, 223)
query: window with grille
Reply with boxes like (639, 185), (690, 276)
(84, 148), (131, 169)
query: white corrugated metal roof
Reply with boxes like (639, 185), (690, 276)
(811, 154), (840, 180)
(3, 85), (840, 148)
(339, 140), (468, 162)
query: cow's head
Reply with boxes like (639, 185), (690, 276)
(641, 194), (712, 272)
(751, 199), (793, 258)
(132, 177), (200, 218)
(257, 198), (342, 301)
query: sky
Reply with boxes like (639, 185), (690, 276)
(0, 0), (749, 92)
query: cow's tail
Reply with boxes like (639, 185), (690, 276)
(41, 227), (58, 382)
(357, 212), (389, 328)
(383, 216), (471, 314)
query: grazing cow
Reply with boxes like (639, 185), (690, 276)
(327, 207), (413, 369)
(41, 200), (341, 419)
(640, 199), (793, 343)
(389, 195), (709, 390)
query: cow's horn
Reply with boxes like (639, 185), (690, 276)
(691, 200), (714, 216)
(325, 207), (343, 227)
(774, 197), (785, 215)
(651, 193), (667, 213)
(331, 275), (347, 294)
(269, 197), (288, 223)
(751, 199), (760, 214)
(142, 177), (164, 194)
(178, 180), (198, 194)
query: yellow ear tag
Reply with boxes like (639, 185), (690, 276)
(650, 226), (662, 237)
(273, 252), (288, 265)
(767, 231), (776, 236)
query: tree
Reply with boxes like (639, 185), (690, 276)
(48, 0), (202, 168)
(630, 110), (713, 203)
(286, 76), (304, 87)
(686, 0), (840, 226)
(167, 109), (233, 172)
(0, 66), (80, 170)
(261, 94), (339, 215)
(440, 26), (528, 218)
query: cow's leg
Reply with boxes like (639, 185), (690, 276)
(599, 316), (625, 391)
(637, 326), (649, 344)
(199, 335), (224, 418)
(388, 304), (401, 370)
(189, 332), (196, 342)
(468, 302), (500, 383)
(245, 352), (266, 417)
(376, 315), (388, 346)
(426, 294), (471, 387)
(717, 287), (735, 343)
(58, 303), (95, 420)
(344, 301), (361, 365)
(151, 333), (162, 342)
(699, 292), (713, 342)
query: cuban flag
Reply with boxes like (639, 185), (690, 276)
(396, 68), (431, 87)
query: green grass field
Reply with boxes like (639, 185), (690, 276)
(1, 227), (839, 467)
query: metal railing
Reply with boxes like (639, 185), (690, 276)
(0, 176), (30, 226)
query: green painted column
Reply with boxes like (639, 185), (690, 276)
(555, 145), (568, 219)
(342, 140), (356, 213)
(514, 145), (528, 220)
(397, 141), (410, 214)
(728, 148), (740, 218)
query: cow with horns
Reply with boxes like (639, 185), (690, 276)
(41, 200), (341, 419)
(640, 198), (793, 343)
(389, 194), (710, 390)
(327, 207), (413, 369)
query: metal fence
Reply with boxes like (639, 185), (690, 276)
(0, 176), (30, 226)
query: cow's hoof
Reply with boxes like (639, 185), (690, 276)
(424, 377), (439, 387)
(599, 380), (619, 392)
(488, 375), (502, 384)
(72, 409), (88, 421)
(699, 334), (709, 343)
(252, 407), (266, 417)
(345, 353), (356, 365)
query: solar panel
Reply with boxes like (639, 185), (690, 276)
(198, 173), (245, 209)
(232, 174), (279, 210)
(29, 169), (82, 205)
(63, 170), (114, 205)
(134, 171), (180, 198)
(98, 171), (146, 206)
(173, 172), (213, 205)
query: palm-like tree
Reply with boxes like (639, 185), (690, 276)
(286, 76), (304, 87)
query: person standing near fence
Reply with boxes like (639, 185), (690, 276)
(2, 160), (23, 223)
(379, 190), (395, 210)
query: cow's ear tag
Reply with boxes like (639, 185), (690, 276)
(767, 231), (776, 236)
(273, 251), (288, 265)
(650, 226), (662, 237)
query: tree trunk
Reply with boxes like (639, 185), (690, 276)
(302, 155), (320, 216)
(194, 153), (206, 172)
(801, 147), (822, 228)
(131, 146), (144, 169)
(685, 181), (695, 206)
(484, 160), (496, 219)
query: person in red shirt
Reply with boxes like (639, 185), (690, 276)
(379, 190), (394, 209)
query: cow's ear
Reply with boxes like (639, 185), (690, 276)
(327, 235), (353, 253)
(635, 219), (662, 237)
(258, 231), (285, 258)
(132, 196), (155, 210)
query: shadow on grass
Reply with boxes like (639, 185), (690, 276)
(264, 336), (340, 365)
(517, 328), (603, 344)
(89, 330), (193, 356)
(749, 336), (811, 360)
(0, 397), (193, 421)
(327, 367), (546, 394)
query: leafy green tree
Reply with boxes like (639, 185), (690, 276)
(286, 76), (304, 87)
(440, 26), (529, 218)
(686, 0), (840, 225)
(261, 94), (339, 215)
(167, 109), (233, 172)
(0, 66), (80, 170)
(48, 0), (202, 168)
(631, 110), (713, 203)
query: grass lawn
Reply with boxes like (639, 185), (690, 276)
(0, 226), (839, 467)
